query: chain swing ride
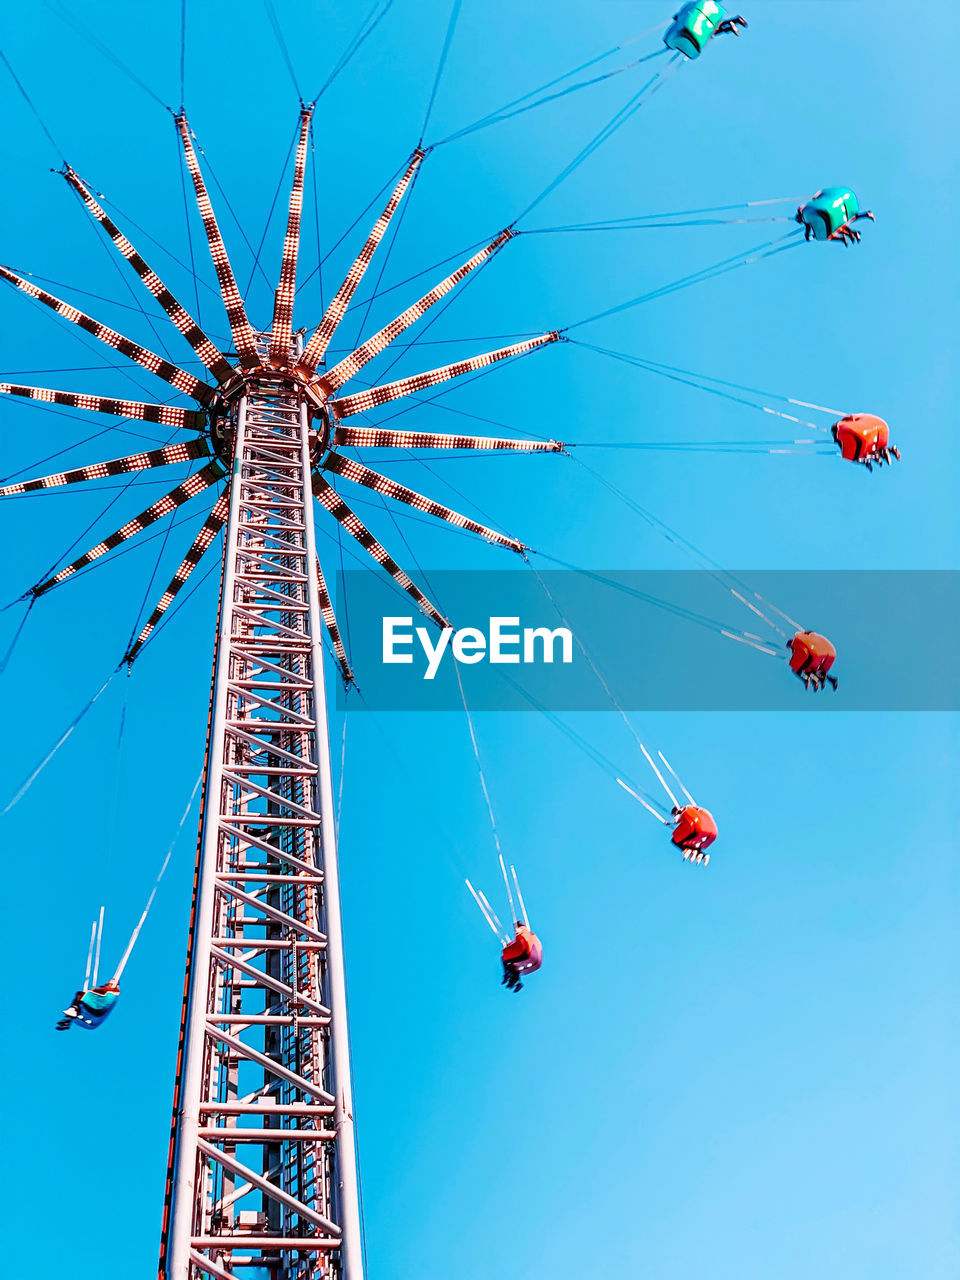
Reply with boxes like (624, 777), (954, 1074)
(0, 3), (898, 1277)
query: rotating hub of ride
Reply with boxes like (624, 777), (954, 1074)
(206, 359), (333, 472)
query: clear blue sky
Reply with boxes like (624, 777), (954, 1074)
(0, 2), (957, 1277)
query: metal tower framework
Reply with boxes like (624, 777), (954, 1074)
(0, 101), (563, 1280)
(160, 340), (361, 1280)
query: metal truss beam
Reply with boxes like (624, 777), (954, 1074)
(162, 338), (362, 1280)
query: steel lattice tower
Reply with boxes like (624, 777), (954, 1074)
(1, 99), (561, 1280)
(158, 338), (362, 1280)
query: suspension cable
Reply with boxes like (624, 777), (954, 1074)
(134, 525), (223, 657)
(494, 665), (645, 792)
(372, 338), (562, 429)
(419, 0), (463, 145)
(44, 0), (171, 111)
(0, 596), (36, 677)
(514, 56), (682, 225)
(0, 47), (67, 162)
(0, 426), (131, 486)
(179, 0), (187, 111)
(368, 234), (501, 387)
(65, 183), (179, 363)
(435, 47), (669, 148)
(127, 454), (202, 648)
(309, 0), (395, 104)
(2, 669), (119, 814)
(524, 556), (685, 802)
(31, 420), (185, 585)
(102, 673), (130, 885)
(524, 197), (800, 234)
(199, 140), (275, 292)
(4, 264), (185, 320)
(571, 453), (796, 639)
(175, 121), (205, 325)
(309, 119), (324, 313)
(529, 550), (783, 658)
(96, 179), (222, 307)
(430, 20), (666, 147)
(243, 119), (299, 299)
(563, 231), (803, 333)
(576, 344), (844, 426)
(343, 235), (490, 312)
(296, 159), (407, 298)
(110, 767), (204, 982)
(346, 162), (423, 354)
(527, 214), (793, 233)
(264, 0), (302, 99)
(7, 280), (176, 401)
(571, 341), (830, 432)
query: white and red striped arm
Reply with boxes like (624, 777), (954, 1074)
(333, 425), (563, 452)
(175, 114), (259, 370)
(270, 106), (314, 362)
(62, 167), (236, 385)
(125, 490), (230, 661)
(319, 229), (515, 393)
(330, 332), (561, 418)
(315, 556), (354, 685)
(0, 382), (207, 429)
(312, 474), (448, 627)
(0, 439), (211, 497)
(32, 459), (226, 595)
(0, 265), (216, 405)
(298, 150), (426, 376)
(323, 451), (523, 552)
